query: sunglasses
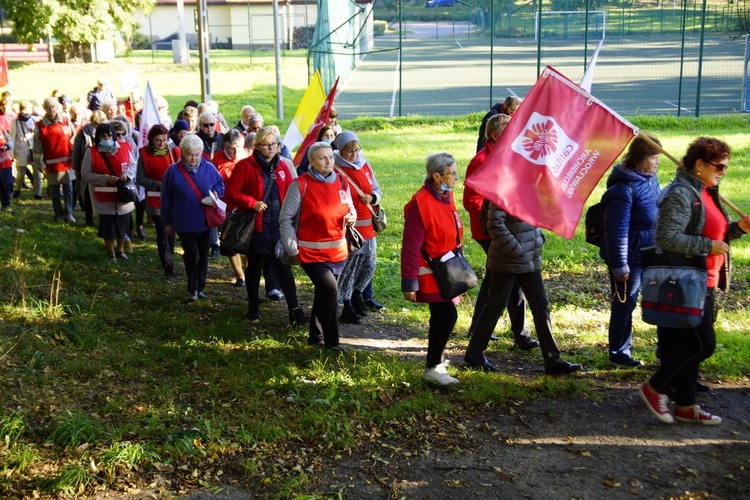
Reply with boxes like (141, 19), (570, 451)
(202, 123), (216, 127)
(705, 160), (728, 173)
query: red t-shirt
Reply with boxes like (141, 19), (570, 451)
(702, 188), (728, 288)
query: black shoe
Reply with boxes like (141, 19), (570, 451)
(464, 355), (498, 372)
(514, 332), (539, 350)
(137, 227), (146, 239)
(364, 298), (385, 311)
(165, 266), (175, 278)
(33, 195), (44, 200)
(12, 190), (20, 199)
(544, 358), (581, 375)
(210, 247), (220, 259)
(308, 338), (325, 347)
(247, 309), (261, 322)
(266, 289), (283, 301)
(289, 308), (309, 327)
(339, 306), (361, 325)
(351, 290), (369, 317)
(696, 382), (710, 393)
(326, 344), (347, 353)
(609, 354), (644, 368)
(235, 278), (246, 287)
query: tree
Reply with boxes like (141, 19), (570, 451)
(0, 0), (154, 55)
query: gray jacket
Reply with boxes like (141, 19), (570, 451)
(655, 168), (745, 290)
(485, 201), (545, 274)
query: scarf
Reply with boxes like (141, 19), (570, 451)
(181, 159), (199, 174)
(253, 149), (279, 172)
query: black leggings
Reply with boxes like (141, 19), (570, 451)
(301, 262), (341, 347)
(426, 302), (458, 368)
(245, 251), (299, 313)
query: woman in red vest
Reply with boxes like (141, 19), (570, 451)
(332, 131), (383, 325)
(401, 153), (464, 386)
(225, 127), (307, 326)
(136, 124), (181, 277)
(279, 142), (356, 351)
(81, 124), (137, 262)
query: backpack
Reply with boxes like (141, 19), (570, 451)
(585, 185), (632, 248)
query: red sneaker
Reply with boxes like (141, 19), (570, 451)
(674, 405), (722, 425)
(639, 383), (674, 424)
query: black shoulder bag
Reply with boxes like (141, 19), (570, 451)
(219, 172), (274, 256)
(420, 212), (478, 300)
(101, 151), (139, 202)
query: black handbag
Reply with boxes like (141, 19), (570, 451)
(219, 174), (273, 256)
(641, 246), (708, 328)
(101, 152), (139, 202)
(345, 224), (365, 252)
(419, 215), (477, 300)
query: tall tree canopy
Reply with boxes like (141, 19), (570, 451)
(0, 0), (154, 48)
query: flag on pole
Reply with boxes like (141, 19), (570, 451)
(465, 66), (637, 239)
(283, 71), (326, 154)
(0, 54), (9, 88)
(290, 76), (340, 166)
(138, 82), (161, 149)
(579, 38), (604, 93)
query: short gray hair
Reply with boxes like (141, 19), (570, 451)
(425, 152), (455, 179)
(197, 111), (215, 127)
(180, 134), (204, 155)
(308, 141), (333, 162)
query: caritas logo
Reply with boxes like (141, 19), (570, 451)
(511, 112), (579, 178)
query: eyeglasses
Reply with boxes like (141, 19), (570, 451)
(202, 123), (216, 127)
(257, 143), (277, 149)
(705, 160), (728, 173)
(115, 133), (126, 138)
(342, 148), (361, 155)
(441, 171), (460, 179)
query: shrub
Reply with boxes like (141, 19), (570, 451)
(374, 20), (388, 36)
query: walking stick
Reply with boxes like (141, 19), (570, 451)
(638, 133), (747, 218)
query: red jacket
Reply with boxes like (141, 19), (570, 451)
(224, 154), (295, 232)
(37, 117), (74, 172)
(463, 140), (493, 241)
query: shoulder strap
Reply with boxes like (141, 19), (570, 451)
(334, 165), (376, 216)
(177, 164), (203, 201)
(99, 149), (118, 176)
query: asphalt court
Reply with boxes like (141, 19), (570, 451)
(335, 23), (745, 119)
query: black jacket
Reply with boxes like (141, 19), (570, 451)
(485, 202), (545, 274)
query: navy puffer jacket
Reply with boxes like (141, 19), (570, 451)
(485, 202), (545, 274)
(599, 163), (661, 276)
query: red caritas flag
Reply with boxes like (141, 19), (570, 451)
(465, 66), (636, 239)
(0, 54), (8, 88)
(291, 77), (339, 166)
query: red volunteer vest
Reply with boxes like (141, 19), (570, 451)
(37, 117), (73, 173)
(90, 143), (132, 203)
(296, 173), (350, 264)
(0, 133), (11, 169)
(408, 186), (463, 296)
(141, 146), (180, 208)
(337, 164), (376, 240)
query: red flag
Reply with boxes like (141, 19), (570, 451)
(465, 66), (636, 239)
(0, 54), (8, 88)
(292, 77), (339, 166)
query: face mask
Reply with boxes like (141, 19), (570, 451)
(439, 182), (452, 192)
(99, 139), (115, 149)
(323, 138), (334, 144)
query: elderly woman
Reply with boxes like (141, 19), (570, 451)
(161, 135), (225, 301)
(81, 124), (137, 262)
(101, 100), (118, 122)
(600, 133), (662, 367)
(402, 153), (464, 385)
(213, 129), (248, 287)
(296, 125), (336, 176)
(136, 124), (181, 277)
(280, 142), (356, 350)
(196, 111), (225, 257)
(170, 119), (190, 147)
(332, 131), (383, 324)
(639, 137), (750, 426)
(463, 169), (581, 375)
(11, 101), (41, 200)
(225, 127), (306, 325)
(234, 105), (256, 134)
(112, 117), (144, 243)
(72, 110), (107, 226)
(464, 113), (531, 348)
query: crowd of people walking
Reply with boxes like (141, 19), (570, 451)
(2, 86), (748, 426)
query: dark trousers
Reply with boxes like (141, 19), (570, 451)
(426, 302), (458, 368)
(469, 238), (526, 335)
(246, 251), (299, 314)
(50, 181), (73, 217)
(265, 261), (280, 292)
(302, 262), (341, 347)
(0, 168), (12, 209)
(135, 199), (145, 227)
(466, 269), (561, 363)
(152, 215), (175, 270)
(178, 230), (210, 294)
(650, 289), (716, 406)
(607, 267), (642, 358)
(82, 188), (94, 226)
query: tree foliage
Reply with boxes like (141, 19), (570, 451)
(0, 0), (155, 47)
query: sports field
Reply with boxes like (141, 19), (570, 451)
(336, 22), (745, 118)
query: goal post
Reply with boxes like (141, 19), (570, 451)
(535, 10), (606, 41)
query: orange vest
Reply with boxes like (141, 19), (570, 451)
(0, 133), (11, 169)
(296, 173), (350, 264)
(337, 164), (376, 239)
(409, 187), (463, 297)
(90, 144), (132, 203)
(141, 146), (179, 208)
(37, 117), (73, 173)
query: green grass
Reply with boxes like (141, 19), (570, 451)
(2, 54), (750, 496)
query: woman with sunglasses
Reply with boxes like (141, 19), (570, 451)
(639, 137), (750, 425)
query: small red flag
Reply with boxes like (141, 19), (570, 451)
(465, 66), (636, 239)
(0, 54), (9, 88)
(292, 77), (339, 166)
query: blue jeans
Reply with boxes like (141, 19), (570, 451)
(50, 181), (73, 217)
(607, 266), (641, 359)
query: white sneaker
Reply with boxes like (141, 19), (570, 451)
(437, 358), (451, 368)
(64, 214), (76, 223)
(423, 365), (459, 386)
